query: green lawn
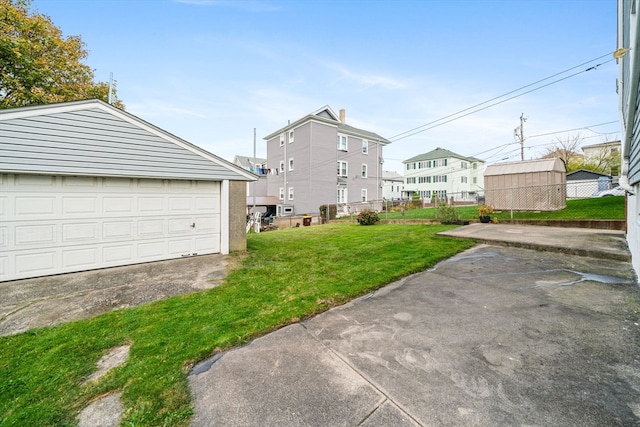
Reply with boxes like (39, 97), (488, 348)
(0, 223), (475, 427)
(375, 196), (626, 221)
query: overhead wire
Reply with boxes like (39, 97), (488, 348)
(387, 52), (616, 142)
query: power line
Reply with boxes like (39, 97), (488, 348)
(388, 52), (616, 142)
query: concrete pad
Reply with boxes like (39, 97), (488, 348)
(0, 254), (228, 336)
(190, 244), (640, 426)
(189, 323), (388, 426)
(77, 392), (122, 427)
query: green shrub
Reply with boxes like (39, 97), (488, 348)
(357, 210), (380, 225)
(436, 204), (459, 223)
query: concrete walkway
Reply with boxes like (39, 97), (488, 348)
(189, 224), (639, 426)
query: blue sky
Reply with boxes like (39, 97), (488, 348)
(31, 0), (619, 173)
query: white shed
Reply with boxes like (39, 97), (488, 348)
(484, 158), (566, 211)
(0, 100), (256, 282)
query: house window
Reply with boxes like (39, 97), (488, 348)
(288, 130), (294, 143)
(361, 163), (368, 178)
(434, 175), (447, 183)
(461, 161), (468, 169)
(461, 176), (468, 183)
(473, 162), (477, 169)
(337, 134), (348, 151)
(337, 161), (348, 177)
(473, 177), (477, 184)
(361, 189), (367, 202)
(288, 187), (294, 200)
(279, 134), (284, 146)
(362, 140), (368, 154)
(279, 160), (285, 173)
(279, 187), (284, 200)
(288, 158), (294, 171)
(337, 188), (347, 204)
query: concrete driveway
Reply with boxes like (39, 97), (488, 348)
(189, 226), (640, 426)
(0, 254), (230, 336)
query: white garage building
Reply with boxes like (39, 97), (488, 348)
(0, 100), (255, 282)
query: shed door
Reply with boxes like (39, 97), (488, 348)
(0, 174), (221, 282)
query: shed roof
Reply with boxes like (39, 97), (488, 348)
(484, 158), (566, 176)
(0, 99), (256, 181)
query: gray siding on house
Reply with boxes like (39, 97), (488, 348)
(0, 102), (253, 181)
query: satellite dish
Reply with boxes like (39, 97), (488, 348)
(613, 48), (630, 59)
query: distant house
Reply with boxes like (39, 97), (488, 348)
(233, 155), (278, 215)
(0, 100), (255, 282)
(566, 169), (612, 198)
(581, 140), (621, 177)
(616, 0), (639, 276)
(484, 158), (566, 211)
(382, 170), (404, 200)
(402, 147), (484, 203)
(263, 106), (390, 216)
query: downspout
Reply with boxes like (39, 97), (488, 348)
(619, 8), (640, 193)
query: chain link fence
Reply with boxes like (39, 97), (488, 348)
(332, 180), (625, 221)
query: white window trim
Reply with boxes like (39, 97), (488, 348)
(337, 161), (348, 177)
(288, 130), (294, 143)
(337, 188), (347, 204)
(279, 133), (284, 146)
(362, 140), (368, 154)
(279, 187), (284, 200)
(288, 187), (294, 200)
(279, 160), (285, 173)
(288, 157), (294, 171)
(337, 133), (348, 151)
(361, 189), (367, 202)
(361, 163), (368, 178)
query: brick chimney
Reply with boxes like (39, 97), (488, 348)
(339, 109), (346, 124)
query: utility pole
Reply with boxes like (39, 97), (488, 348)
(514, 113), (527, 161)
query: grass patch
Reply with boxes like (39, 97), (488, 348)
(375, 196), (625, 221)
(0, 223), (474, 426)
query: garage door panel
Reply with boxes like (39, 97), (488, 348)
(103, 197), (134, 214)
(103, 221), (134, 239)
(169, 197), (192, 212)
(16, 251), (56, 274)
(138, 197), (164, 212)
(62, 197), (98, 215)
(15, 197), (56, 217)
(15, 224), (56, 246)
(168, 239), (191, 256)
(195, 237), (217, 253)
(195, 216), (219, 232)
(103, 245), (133, 263)
(1, 175), (221, 281)
(138, 241), (165, 259)
(62, 223), (97, 242)
(62, 247), (98, 269)
(139, 219), (164, 236)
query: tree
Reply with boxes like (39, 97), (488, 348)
(539, 133), (584, 172)
(0, 0), (124, 109)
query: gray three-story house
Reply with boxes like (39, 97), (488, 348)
(263, 106), (390, 216)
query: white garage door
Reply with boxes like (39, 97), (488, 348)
(0, 174), (221, 282)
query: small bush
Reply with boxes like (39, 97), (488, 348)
(357, 210), (380, 225)
(437, 204), (459, 223)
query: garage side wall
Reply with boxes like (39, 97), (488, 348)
(228, 180), (247, 252)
